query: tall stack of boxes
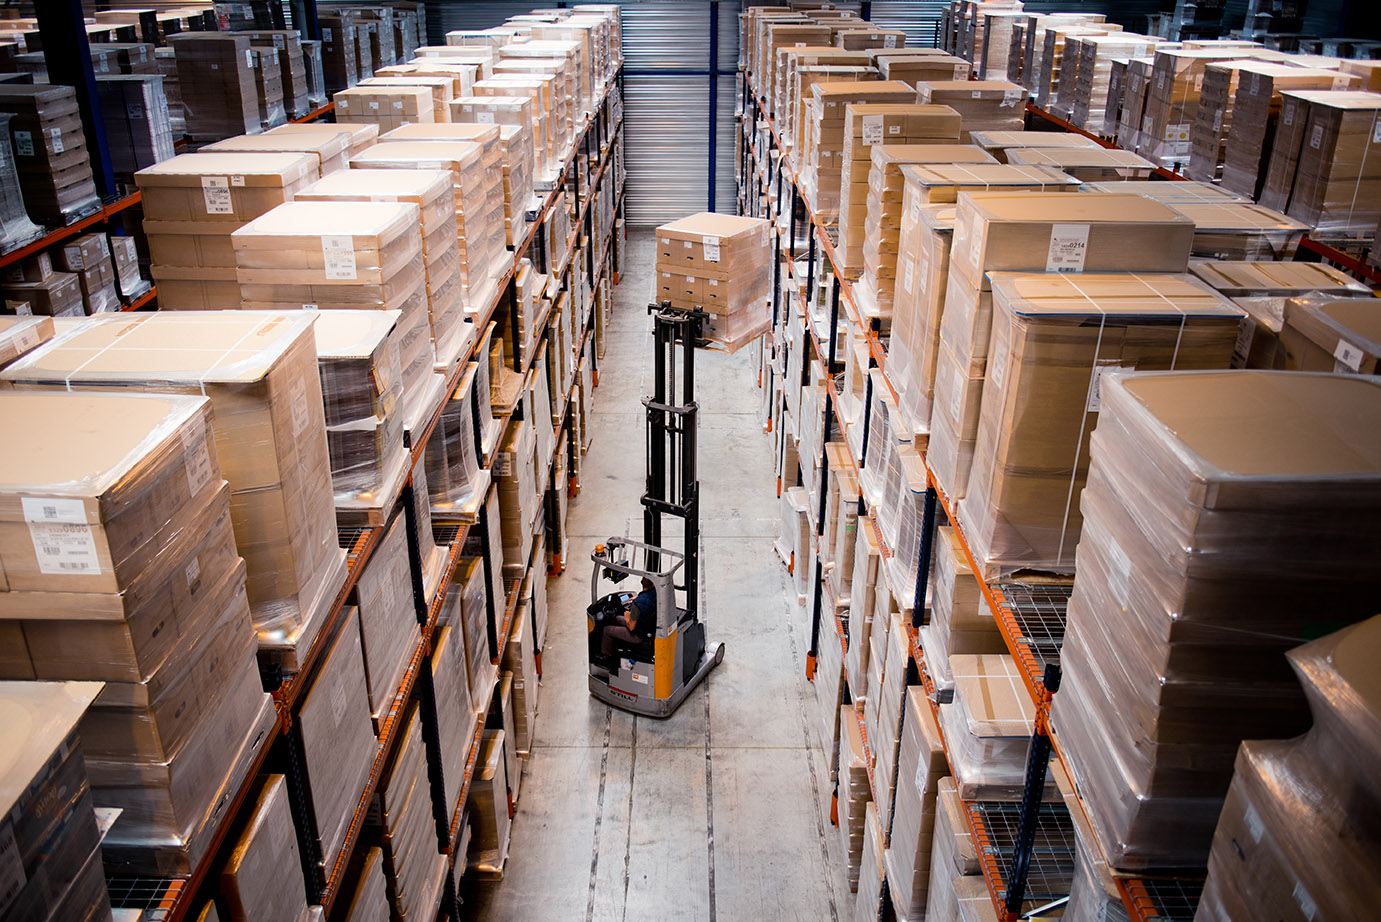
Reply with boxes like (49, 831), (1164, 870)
(169, 33), (263, 142)
(136, 151), (317, 310)
(654, 213), (771, 354)
(916, 79), (1027, 141)
(96, 75), (176, 173)
(807, 81), (916, 219)
(0, 85), (100, 224)
(0, 388), (274, 874)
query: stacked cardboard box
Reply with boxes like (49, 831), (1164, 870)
(474, 75), (558, 177)
(369, 704), (448, 919)
(654, 212), (771, 353)
(135, 151), (317, 310)
(918, 526), (1006, 697)
(0, 314), (54, 368)
(0, 390), (275, 875)
(940, 654), (1058, 800)
(298, 159), (469, 375)
(967, 128), (1102, 162)
(111, 234), (151, 301)
(320, 15), (359, 92)
(1067, 34), (1161, 132)
(251, 47), (288, 130)
(355, 513), (421, 733)
(1163, 200), (1309, 259)
(0, 682), (112, 922)
(311, 310), (410, 519)
(377, 60), (479, 101)
(0, 85), (100, 223)
(1219, 63), (1357, 199)
(352, 136), (508, 318)
(467, 729), (511, 874)
(0, 113), (42, 251)
(1136, 49), (1250, 166)
(335, 84), (434, 132)
(963, 272), (1241, 574)
(202, 131), (351, 179)
(883, 687), (947, 922)
(859, 161), (1077, 320)
(244, 30), (311, 119)
(1005, 145), (1156, 180)
(855, 803), (886, 922)
(838, 704), (870, 891)
(96, 75), (176, 174)
(1081, 179), (1247, 204)
(916, 80), (1026, 142)
(169, 34), (262, 142)
(925, 778), (983, 921)
(453, 554), (494, 707)
(363, 74), (457, 124)
(341, 848), (391, 921)
(927, 193), (1195, 504)
(506, 593), (540, 754)
(426, 364), (484, 520)
(1277, 296), (1381, 373)
(2, 253), (85, 318)
(431, 620), (476, 824)
(835, 105), (964, 279)
(979, 11), (1028, 80)
(496, 123), (535, 244)
(1260, 89), (1381, 239)
(495, 417), (539, 577)
(772, 46), (863, 151)
(889, 200), (959, 439)
(220, 776), (313, 922)
(6, 313), (350, 666)
(54, 233), (120, 314)
(1051, 370), (1381, 869)
(878, 51), (971, 86)
(1033, 22), (1120, 111)
(763, 21), (834, 114)
(1198, 615), (1381, 921)
(807, 81), (916, 217)
(1186, 58), (1272, 182)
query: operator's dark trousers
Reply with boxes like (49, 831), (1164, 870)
(601, 624), (640, 657)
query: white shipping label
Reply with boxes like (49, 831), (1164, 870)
(185, 556), (201, 590)
(210, 63), (219, 71)
(701, 235), (721, 262)
(1373, 118), (1381, 145)
(1046, 223), (1089, 272)
(22, 496), (85, 524)
(302, 303), (318, 310)
(1334, 75), (1350, 90)
(322, 235), (358, 279)
(290, 379), (311, 436)
(181, 426), (215, 497)
(201, 176), (233, 214)
(0, 824), (25, 919)
(1243, 804), (1265, 841)
(1002, 89), (1023, 108)
(1156, 72), (1164, 90)
(13, 131), (32, 157)
(13, 325), (39, 354)
(989, 346), (1008, 392)
(1283, 104), (1294, 126)
(1309, 124), (1324, 150)
(273, 34), (285, 49)
(49, 128), (62, 154)
(477, 110), (494, 123)
(888, 124), (901, 135)
(246, 49), (255, 69)
(1213, 110), (1223, 133)
(861, 115), (884, 146)
(1085, 365), (1132, 412)
(901, 257), (915, 295)
(393, 101), (403, 109)
(11, 302), (29, 316)
(1334, 339), (1366, 373)
(369, 101), (379, 110)
(126, 103), (144, 120)
(230, 175), (245, 187)
(28, 522), (101, 575)
(884, 35), (897, 48)
(971, 89), (982, 99)
(323, 27), (332, 41)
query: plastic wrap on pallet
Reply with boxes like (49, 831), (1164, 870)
(654, 213), (772, 354)
(341, 847), (390, 922)
(961, 272), (1241, 574)
(370, 702), (448, 920)
(168, 34), (263, 142)
(0, 113), (41, 250)
(884, 687), (948, 921)
(838, 703), (870, 891)
(426, 368), (482, 517)
(467, 729), (511, 875)
(925, 777), (983, 922)
(221, 775), (312, 922)
(1051, 370), (1381, 870)
(1277, 295), (1381, 374)
(1196, 614), (1381, 922)
(939, 653), (1057, 800)
(431, 621), (476, 822)
(915, 79), (1026, 142)
(0, 85), (100, 224)
(355, 514), (419, 728)
(3, 312), (346, 654)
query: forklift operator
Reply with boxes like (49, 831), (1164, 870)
(601, 577), (656, 657)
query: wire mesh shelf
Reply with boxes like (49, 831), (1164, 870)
(106, 877), (184, 919)
(1120, 876), (1205, 922)
(968, 801), (1078, 906)
(992, 581), (1072, 680)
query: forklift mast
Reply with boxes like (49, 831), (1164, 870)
(641, 301), (702, 621)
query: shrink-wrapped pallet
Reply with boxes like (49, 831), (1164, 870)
(654, 212), (771, 353)
(1051, 370), (1381, 869)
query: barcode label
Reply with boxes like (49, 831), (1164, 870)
(290, 378), (312, 436)
(1046, 224), (1089, 272)
(202, 176), (233, 214)
(181, 424), (215, 497)
(1334, 339), (1366, 373)
(0, 824), (25, 918)
(28, 521), (101, 575)
(861, 115), (884, 145)
(701, 235), (721, 262)
(322, 235), (358, 280)
(21, 496), (85, 524)
(13, 131), (32, 157)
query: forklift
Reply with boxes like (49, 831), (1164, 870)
(587, 303), (724, 717)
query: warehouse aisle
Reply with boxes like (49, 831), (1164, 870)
(461, 231), (853, 921)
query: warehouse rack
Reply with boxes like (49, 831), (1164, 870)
(736, 65), (1216, 922)
(97, 43), (627, 922)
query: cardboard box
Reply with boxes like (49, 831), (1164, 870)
(915, 79), (1026, 141)
(168, 33), (262, 141)
(355, 515), (421, 729)
(220, 775), (311, 922)
(0, 271), (83, 317)
(0, 314), (52, 368)
(1005, 144), (1156, 180)
(1279, 297), (1381, 374)
(968, 128), (1103, 162)
(136, 151), (318, 224)
(3, 313), (345, 647)
(202, 132), (351, 178)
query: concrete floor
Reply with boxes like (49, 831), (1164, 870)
(460, 230), (854, 921)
